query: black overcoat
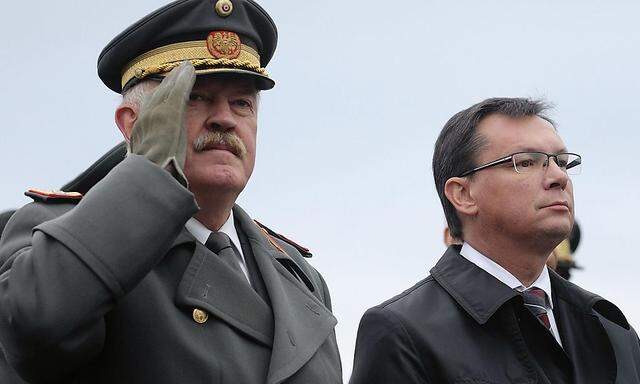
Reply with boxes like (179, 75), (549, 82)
(350, 246), (640, 384)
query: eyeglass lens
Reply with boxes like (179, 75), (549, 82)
(512, 152), (582, 175)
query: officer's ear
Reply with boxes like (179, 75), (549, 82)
(115, 104), (138, 143)
(444, 176), (478, 217)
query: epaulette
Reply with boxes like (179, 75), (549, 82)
(254, 219), (313, 258)
(25, 188), (83, 203)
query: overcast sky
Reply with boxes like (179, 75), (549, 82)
(2, 0), (639, 380)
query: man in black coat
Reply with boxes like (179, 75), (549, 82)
(350, 98), (640, 384)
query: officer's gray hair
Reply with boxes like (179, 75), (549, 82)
(121, 80), (157, 109)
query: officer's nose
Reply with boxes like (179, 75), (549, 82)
(205, 100), (236, 132)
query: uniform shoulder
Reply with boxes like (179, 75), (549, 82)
(0, 200), (75, 267)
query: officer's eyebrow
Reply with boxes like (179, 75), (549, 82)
(234, 84), (259, 96)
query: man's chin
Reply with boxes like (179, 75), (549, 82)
(537, 221), (573, 245)
(187, 169), (247, 193)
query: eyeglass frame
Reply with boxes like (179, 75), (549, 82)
(458, 151), (582, 177)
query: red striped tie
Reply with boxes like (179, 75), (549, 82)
(521, 287), (551, 330)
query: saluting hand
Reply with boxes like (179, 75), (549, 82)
(129, 61), (196, 187)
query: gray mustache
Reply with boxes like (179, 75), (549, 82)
(193, 131), (247, 158)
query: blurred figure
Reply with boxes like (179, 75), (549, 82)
(547, 221), (582, 280)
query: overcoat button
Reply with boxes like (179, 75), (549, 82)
(192, 308), (209, 324)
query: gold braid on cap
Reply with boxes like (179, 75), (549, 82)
(121, 39), (268, 90)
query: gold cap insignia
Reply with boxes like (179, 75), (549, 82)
(206, 31), (241, 59)
(192, 308), (209, 324)
(215, 0), (233, 17)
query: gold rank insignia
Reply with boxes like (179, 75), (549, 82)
(25, 188), (83, 203)
(206, 31), (242, 59)
(254, 220), (313, 258)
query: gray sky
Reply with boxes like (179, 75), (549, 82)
(2, 0), (639, 380)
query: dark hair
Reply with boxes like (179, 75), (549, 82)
(432, 97), (554, 240)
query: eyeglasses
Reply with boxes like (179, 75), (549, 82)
(459, 152), (582, 177)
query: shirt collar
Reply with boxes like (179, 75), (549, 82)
(460, 242), (554, 309)
(184, 213), (244, 259)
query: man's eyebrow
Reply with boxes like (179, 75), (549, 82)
(236, 87), (258, 96)
(512, 147), (569, 153)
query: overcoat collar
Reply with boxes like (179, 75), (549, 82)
(550, 270), (620, 384)
(232, 205), (337, 384)
(432, 246), (623, 383)
(173, 219), (274, 346)
(551, 270), (629, 329)
(174, 205), (337, 384)
(430, 245), (519, 325)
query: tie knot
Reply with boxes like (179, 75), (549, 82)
(206, 231), (232, 254)
(522, 287), (547, 307)
(520, 287), (551, 330)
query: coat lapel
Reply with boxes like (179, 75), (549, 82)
(233, 206), (337, 384)
(174, 227), (274, 347)
(551, 272), (617, 384)
(430, 246), (519, 325)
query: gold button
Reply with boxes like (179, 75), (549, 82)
(215, 0), (233, 17)
(134, 68), (144, 78)
(192, 308), (208, 324)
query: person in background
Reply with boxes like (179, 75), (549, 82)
(547, 221), (582, 280)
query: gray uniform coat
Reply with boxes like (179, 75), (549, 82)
(0, 155), (342, 384)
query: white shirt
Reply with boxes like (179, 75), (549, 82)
(460, 242), (563, 346)
(184, 214), (252, 285)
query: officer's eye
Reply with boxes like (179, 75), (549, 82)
(232, 99), (252, 107)
(231, 98), (255, 114)
(189, 93), (208, 102)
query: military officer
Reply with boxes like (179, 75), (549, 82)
(0, 0), (342, 383)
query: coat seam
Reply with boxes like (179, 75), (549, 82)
(378, 307), (433, 384)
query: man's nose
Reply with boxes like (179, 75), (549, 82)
(205, 100), (236, 131)
(543, 157), (569, 190)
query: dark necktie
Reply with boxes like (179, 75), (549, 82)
(521, 287), (551, 330)
(205, 231), (247, 282)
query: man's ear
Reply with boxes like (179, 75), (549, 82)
(444, 177), (478, 217)
(115, 104), (138, 143)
